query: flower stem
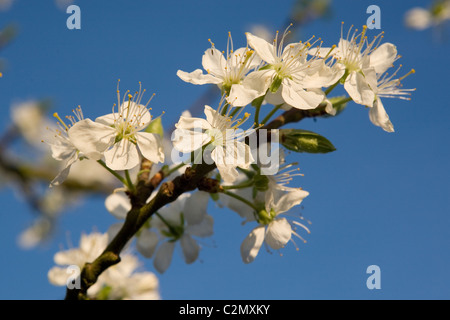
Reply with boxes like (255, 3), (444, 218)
(252, 95), (265, 126)
(254, 104), (261, 126)
(324, 80), (339, 96)
(332, 96), (353, 108)
(222, 179), (254, 190)
(221, 190), (258, 211)
(154, 212), (176, 234)
(97, 160), (128, 186)
(125, 170), (135, 193)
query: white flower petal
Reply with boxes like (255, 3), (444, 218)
(216, 163), (240, 183)
(177, 69), (222, 85)
(136, 229), (159, 258)
(203, 105), (220, 127)
(68, 119), (116, 160)
(227, 83), (261, 107)
(344, 72), (375, 106)
(105, 192), (131, 219)
(202, 48), (226, 78)
(175, 115), (211, 131)
(241, 69), (274, 95)
(265, 185), (309, 215)
(186, 215), (214, 238)
(79, 232), (109, 258)
(171, 128), (210, 153)
(183, 191), (209, 225)
(48, 136), (76, 162)
(370, 43), (397, 75)
(240, 226), (266, 264)
(153, 241), (175, 274)
(180, 234), (200, 264)
(136, 132), (165, 164)
(48, 267), (71, 286)
(246, 32), (277, 64)
(50, 148), (79, 186)
(95, 113), (116, 126)
(104, 139), (140, 170)
(323, 98), (336, 116)
(281, 81), (324, 110)
(54, 249), (81, 266)
(301, 60), (345, 88)
(369, 97), (394, 132)
(265, 218), (292, 250)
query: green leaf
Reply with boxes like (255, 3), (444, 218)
(280, 129), (336, 154)
(145, 117), (164, 137)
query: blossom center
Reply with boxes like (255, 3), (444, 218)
(206, 128), (225, 147)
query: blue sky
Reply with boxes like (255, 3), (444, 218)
(0, 0), (449, 300)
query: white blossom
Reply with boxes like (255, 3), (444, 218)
(177, 33), (262, 107)
(68, 83), (164, 171)
(366, 66), (416, 132)
(45, 106), (85, 187)
(318, 24), (398, 107)
(151, 192), (213, 273)
(172, 104), (255, 183)
(245, 29), (336, 110)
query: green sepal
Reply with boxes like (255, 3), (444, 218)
(145, 117), (164, 138)
(269, 75), (283, 93)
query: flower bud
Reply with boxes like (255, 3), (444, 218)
(280, 129), (336, 153)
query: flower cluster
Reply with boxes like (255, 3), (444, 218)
(44, 24), (414, 297)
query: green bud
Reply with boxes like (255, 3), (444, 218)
(145, 117), (164, 137)
(280, 129), (336, 154)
